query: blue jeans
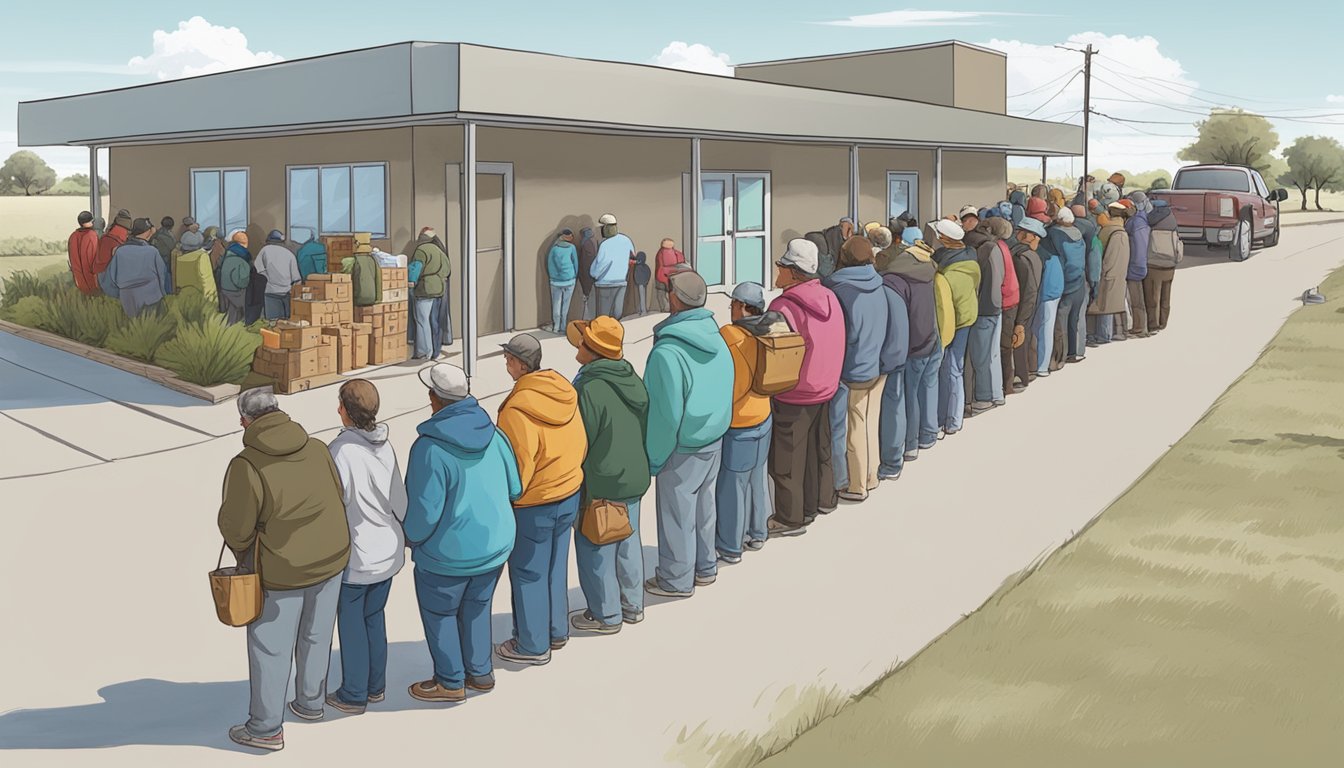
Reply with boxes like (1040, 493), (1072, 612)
(829, 383), (850, 492)
(594, 284), (626, 319)
(574, 498), (644, 626)
(508, 493), (580, 656)
(939, 327), (970, 432)
(334, 579), (393, 705)
(904, 344), (942, 451)
(1034, 298), (1061, 375)
(715, 418), (772, 557)
(654, 442), (722, 593)
(263, 292), (291, 321)
(1059, 287), (1088, 359)
(413, 296), (443, 358)
(969, 313), (1003, 402)
(1091, 314), (1114, 344)
(550, 283), (575, 330)
(877, 367), (907, 476)
(244, 574), (340, 738)
(414, 566), (502, 689)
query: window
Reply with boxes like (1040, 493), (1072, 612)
(887, 172), (919, 222)
(287, 163), (388, 240)
(1172, 169), (1249, 193)
(1251, 170), (1269, 198)
(191, 168), (249, 236)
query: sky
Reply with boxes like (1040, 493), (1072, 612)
(4, 0), (1343, 181)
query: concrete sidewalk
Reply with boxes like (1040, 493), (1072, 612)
(1, 223), (1342, 767)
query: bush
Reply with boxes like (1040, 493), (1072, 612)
(0, 268), (71, 309)
(155, 315), (262, 386)
(2, 295), (49, 327)
(0, 237), (66, 257)
(33, 287), (125, 347)
(164, 290), (216, 328)
(106, 312), (177, 362)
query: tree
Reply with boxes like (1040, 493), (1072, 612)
(1148, 177), (1170, 191)
(0, 151), (58, 196)
(1281, 137), (1344, 211)
(1179, 109), (1280, 175)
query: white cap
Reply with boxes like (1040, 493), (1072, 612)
(597, 213), (617, 226)
(418, 363), (469, 401)
(1056, 208), (1076, 224)
(958, 205), (980, 219)
(931, 219), (966, 241)
(775, 238), (819, 275)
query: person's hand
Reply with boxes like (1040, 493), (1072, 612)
(1012, 325), (1026, 349)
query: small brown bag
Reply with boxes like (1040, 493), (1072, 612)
(209, 539), (262, 627)
(579, 499), (633, 546)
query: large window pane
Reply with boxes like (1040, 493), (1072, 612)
(223, 170), (248, 236)
(733, 236), (764, 286)
(697, 240), (724, 286)
(192, 171), (221, 233)
(289, 168), (319, 242)
(735, 176), (765, 232)
(352, 165), (386, 237)
(888, 178), (911, 221)
(321, 166), (351, 233)
(699, 180), (725, 237)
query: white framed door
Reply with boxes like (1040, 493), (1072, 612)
(696, 171), (771, 289)
(886, 171), (920, 223)
(448, 161), (515, 335)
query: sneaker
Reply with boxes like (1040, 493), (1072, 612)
(1086, 340), (1099, 348)
(229, 724), (283, 752)
(467, 674), (496, 692)
(1066, 355), (1085, 363)
(838, 490), (867, 502)
(903, 450), (919, 462)
(937, 428), (947, 440)
(644, 578), (693, 598)
(744, 539), (766, 551)
(408, 679), (466, 703)
(768, 518), (807, 538)
(368, 691), (385, 704)
(622, 609), (645, 624)
(550, 638), (568, 651)
(1035, 370), (1050, 378)
(325, 693), (366, 715)
(879, 469), (901, 481)
(694, 573), (717, 587)
(817, 503), (838, 515)
(717, 552), (742, 565)
(993, 399), (1006, 407)
(970, 400), (994, 414)
(570, 609), (622, 634)
(495, 639), (552, 666)
(287, 700), (323, 722)
(944, 427), (960, 437)
(918, 440), (936, 450)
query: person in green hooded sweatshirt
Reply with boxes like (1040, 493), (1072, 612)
(565, 315), (652, 633)
(643, 270), (733, 598)
(928, 219), (980, 437)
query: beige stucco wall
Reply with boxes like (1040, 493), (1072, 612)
(857, 147), (937, 228)
(954, 47), (1008, 113)
(941, 150), (1007, 215)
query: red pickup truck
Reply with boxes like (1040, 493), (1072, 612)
(1149, 164), (1289, 261)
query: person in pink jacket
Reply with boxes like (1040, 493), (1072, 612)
(653, 238), (687, 312)
(766, 238), (846, 536)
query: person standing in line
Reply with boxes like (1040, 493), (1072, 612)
(494, 334), (587, 665)
(591, 214), (634, 319)
(566, 316), (651, 633)
(1125, 191), (1154, 338)
(174, 231), (217, 302)
(643, 271), (733, 597)
(631, 251), (651, 316)
(882, 226), (941, 466)
(108, 218), (167, 318)
(67, 211), (101, 296)
(256, 230), (301, 321)
(219, 388), (350, 751)
(409, 227), (449, 360)
(1003, 219), (1043, 395)
(93, 209), (130, 296)
(1144, 198), (1182, 333)
(220, 231), (253, 325)
(325, 380), (407, 715)
(653, 238), (686, 312)
(1040, 209), (1088, 364)
(867, 226), (912, 481)
(1087, 202), (1132, 346)
(405, 364), (520, 702)
(578, 226), (599, 320)
(151, 216), (177, 294)
(545, 229), (578, 332)
(966, 220), (1006, 415)
(930, 220), (979, 438)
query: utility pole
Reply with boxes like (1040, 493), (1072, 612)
(1056, 43), (1098, 195)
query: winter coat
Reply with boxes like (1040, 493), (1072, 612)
(999, 239), (1021, 309)
(655, 246), (686, 286)
(974, 239), (1005, 317)
(819, 225), (850, 278)
(768, 279), (845, 407)
(1126, 211), (1151, 281)
(497, 370), (586, 507)
(351, 251), (383, 306)
(405, 397), (520, 578)
(328, 424), (408, 585)
(256, 243), (301, 296)
(933, 273), (956, 348)
(881, 243), (939, 359)
(295, 240), (327, 280)
(546, 240), (579, 287)
(1026, 197), (1050, 224)
(644, 308), (734, 474)
(1041, 226), (1087, 295)
(1009, 190), (1027, 228)
(220, 243), (252, 294)
(574, 358), (652, 502)
(1088, 223), (1131, 315)
(578, 228), (598, 294)
(1008, 240), (1042, 330)
(68, 227), (100, 296)
(218, 411), (351, 591)
(592, 233), (634, 286)
(824, 264), (908, 380)
(410, 236), (449, 298)
(93, 223), (127, 277)
(175, 248), (218, 302)
(1076, 217), (1103, 296)
(151, 229), (176, 266)
(108, 237), (167, 318)
(933, 245), (981, 331)
(720, 323), (771, 429)
(1148, 203), (1184, 269)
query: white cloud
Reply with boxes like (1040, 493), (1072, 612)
(651, 42), (733, 76)
(1328, 94), (1344, 104)
(821, 10), (1046, 27)
(126, 16), (283, 81)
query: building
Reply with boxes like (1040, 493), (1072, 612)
(18, 40), (1082, 374)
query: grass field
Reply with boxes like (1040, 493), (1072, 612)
(0, 254), (66, 284)
(760, 265), (1344, 767)
(0, 196), (110, 241)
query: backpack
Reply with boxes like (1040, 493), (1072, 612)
(750, 332), (805, 396)
(1148, 229), (1184, 269)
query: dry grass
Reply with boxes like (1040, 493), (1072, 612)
(0, 196), (109, 240)
(756, 265), (1344, 768)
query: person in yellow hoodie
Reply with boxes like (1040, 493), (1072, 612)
(928, 219), (980, 437)
(493, 333), (587, 666)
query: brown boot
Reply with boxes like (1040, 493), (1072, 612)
(409, 680), (466, 703)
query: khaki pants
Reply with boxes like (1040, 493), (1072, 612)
(1127, 280), (1148, 334)
(843, 376), (884, 497)
(1143, 267), (1175, 331)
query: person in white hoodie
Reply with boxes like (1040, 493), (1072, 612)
(325, 380), (408, 715)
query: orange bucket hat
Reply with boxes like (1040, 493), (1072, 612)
(566, 316), (624, 360)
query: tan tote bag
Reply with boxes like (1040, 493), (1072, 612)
(209, 539), (262, 627)
(579, 499), (633, 546)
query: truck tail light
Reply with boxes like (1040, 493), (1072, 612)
(1219, 197), (1235, 218)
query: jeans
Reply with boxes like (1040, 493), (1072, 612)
(904, 344), (942, 452)
(654, 442), (723, 593)
(438, 292), (454, 347)
(574, 498), (644, 626)
(877, 367), (907, 476)
(549, 282), (575, 331)
(715, 418), (772, 558)
(1092, 314), (1114, 344)
(769, 401), (834, 527)
(334, 578), (393, 705)
(414, 566), (502, 689)
(635, 284), (647, 315)
(413, 296), (443, 359)
(244, 574), (341, 738)
(263, 292), (291, 321)
(1059, 287), (1088, 358)
(594, 284), (626, 319)
(508, 492), (580, 656)
(582, 287), (595, 320)
(828, 384), (850, 492)
(938, 327), (970, 433)
(1034, 298), (1061, 375)
(969, 313), (1003, 402)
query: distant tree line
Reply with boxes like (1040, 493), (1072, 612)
(0, 151), (108, 197)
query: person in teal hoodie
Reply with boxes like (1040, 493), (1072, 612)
(293, 229), (327, 280)
(404, 363), (521, 704)
(546, 229), (579, 332)
(643, 270), (733, 598)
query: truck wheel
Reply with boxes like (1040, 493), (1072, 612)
(1230, 218), (1252, 262)
(1263, 225), (1280, 248)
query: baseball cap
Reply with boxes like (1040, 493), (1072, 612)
(958, 205), (980, 219)
(566, 316), (624, 359)
(930, 219), (966, 241)
(419, 363), (470, 401)
(500, 333), (543, 370)
(776, 238), (819, 275)
(730, 281), (766, 311)
(1015, 218), (1047, 238)
(597, 213), (617, 226)
(669, 270), (708, 308)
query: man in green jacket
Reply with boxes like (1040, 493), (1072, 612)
(409, 227), (448, 359)
(350, 242), (382, 307)
(565, 316), (651, 633)
(218, 387), (351, 752)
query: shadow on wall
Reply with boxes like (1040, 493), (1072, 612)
(533, 215), (594, 330)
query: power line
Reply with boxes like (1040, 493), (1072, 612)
(1094, 53), (1294, 105)
(1091, 109), (1198, 138)
(1021, 70), (1082, 117)
(1090, 73), (1344, 124)
(1007, 68), (1082, 99)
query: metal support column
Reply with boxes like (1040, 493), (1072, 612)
(1041, 156), (1048, 187)
(88, 146), (102, 225)
(934, 148), (944, 219)
(849, 144), (860, 223)
(461, 122), (478, 378)
(690, 137), (701, 267)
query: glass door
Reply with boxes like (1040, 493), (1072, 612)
(698, 171), (771, 289)
(887, 171), (919, 223)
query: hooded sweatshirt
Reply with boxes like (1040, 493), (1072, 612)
(720, 321), (771, 429)
(574, 358), (652, 502)
(1009, 190), (1027, 228)
(644, 308), (734, 474)
(824, 262), (908, 380)
(498, 370), (587, 507)
(546, 238), (579, 286)
(768, 279), (845, 407)
(328, 424), (408, 585)
(1125, 209), (1151, 281)
(973, 236), (1005, 317)
(218, 411), (351, 591)
(295, 239), (328, 280)
(933, 245), (981, 330)
(1026, 197), (1051, 224)
(220, 243), (253, 294)
(1041, 225), (1087, 295)
(592, 231), (634, 286)
(405, 397), (520, 577)
(882, 244), (939, 359)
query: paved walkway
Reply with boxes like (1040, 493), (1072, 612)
(2, 224), (1342, 766)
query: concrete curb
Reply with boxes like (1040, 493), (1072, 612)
(1281, 215), (1344, 229)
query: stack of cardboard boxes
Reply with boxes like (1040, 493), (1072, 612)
(355, 266), (410, 365)
(253, 323), (337, 394)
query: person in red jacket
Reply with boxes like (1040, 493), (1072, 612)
(653, 238), (686, 312)
(67, 211), (101, 296)
(94, 209), (132, 282)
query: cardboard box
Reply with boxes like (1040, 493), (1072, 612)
(369, 335), (409, 365)
(253, 347), (319, 380)
(322, 326), (356, 373)
(322, 236), (354, 257)
(309, 273), (352, 284)
(337, 307), (353, 325)
(274, 372), (343, 395)
(354, 303), (386, 323)
(291, 279), (352, 303)
(380, 267), (408, 289)
(353, 232), (372, 246)
(381, 287), (408, 303)
(293, 299), (339, 327)
(352, 330), (370, 370)
(316, 343), (337, 376)
(259, 328), (280, 349)
(351, 322), (373, 334)
(276, 324), (321, 350)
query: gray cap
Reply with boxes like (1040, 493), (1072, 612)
(1015, 218), (1048, 238)
(500, 333), (543, 371)
(179, 231), (205, 251)
(669, 269), (708, 308)
(730, 281), (765, 310)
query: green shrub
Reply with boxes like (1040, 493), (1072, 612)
(0, 237), (65, 257)
(33, 287), (125, 347)
(164, 290), (216, 328)
(106, 312), (177, 362)
(1, 295), (50, 327)
(0, 268), (71, 309)
(155, 315), (263, 386)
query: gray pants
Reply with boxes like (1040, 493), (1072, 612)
(223, 290), (246, 325)
(594, 284), (627, 320)
(653, 442), (723, 594)
(245, 574), (341, 737)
